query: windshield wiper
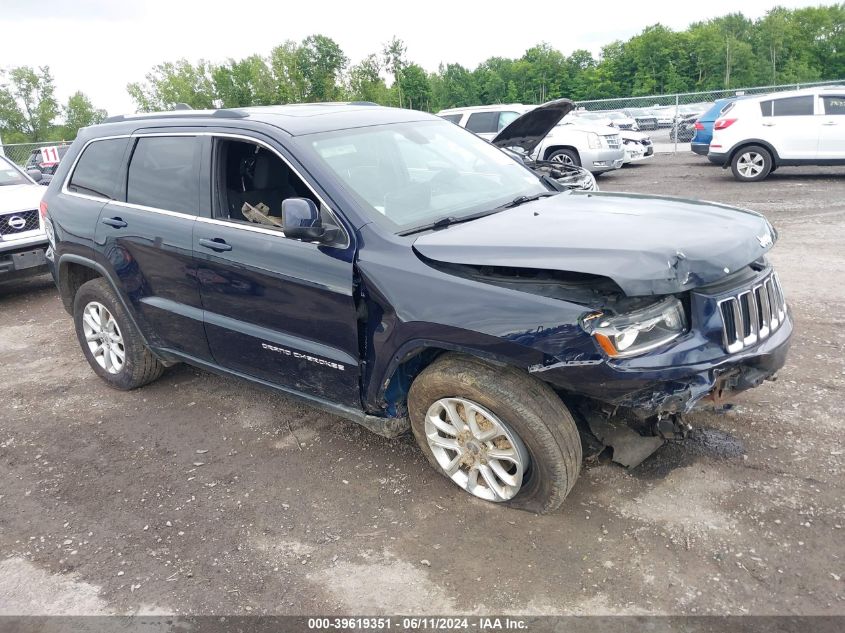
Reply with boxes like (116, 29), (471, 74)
(501, 191), (559, 209)
(399, 192), (559, 236)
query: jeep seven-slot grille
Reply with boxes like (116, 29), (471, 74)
(718, 273), (786, 353)
(0, 210), (39, 236)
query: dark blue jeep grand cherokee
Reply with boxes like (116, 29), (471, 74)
(42, 102), (791, 513)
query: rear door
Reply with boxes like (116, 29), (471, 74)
(93, 133), (211, 361)
(758, 95), (819, 159)
(818, 94), (845, 158)
(194, 132), (361, 407)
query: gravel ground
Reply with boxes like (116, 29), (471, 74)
(0, 153), (843, 616)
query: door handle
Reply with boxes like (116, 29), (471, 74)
(101, 217), (127, 228)
(198, 238), (233, 252)
(762, 122), (776, 126)
(822, 121), (838, 126)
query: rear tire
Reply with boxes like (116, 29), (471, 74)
(546, 148), (581, 167)
(73, 278), (165, 390)
(730, 145), (773, 182)
(408, 353), (582, 514)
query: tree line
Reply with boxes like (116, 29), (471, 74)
(126, 5), (845, 113)
(2, 4), (843, 144)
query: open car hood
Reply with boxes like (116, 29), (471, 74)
(492, 98), (576, 155)
(413, 191), (776, 297)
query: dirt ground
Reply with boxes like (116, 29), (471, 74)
(0, 154), (843, 616)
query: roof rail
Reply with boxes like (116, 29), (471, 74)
(103, 109), (247, 124)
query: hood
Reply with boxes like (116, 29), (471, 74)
(0, 183), (45, 214)
(413, 191), (776, 297)
(492, 98), (575, 155)
(554, 121), (618, 136)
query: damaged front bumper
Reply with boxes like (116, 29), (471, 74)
(536, 303), (792, 419)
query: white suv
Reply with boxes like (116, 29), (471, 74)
(0, 155), (49, 281)
(709, 87), (845, 181)
(438, 104), (625, 174)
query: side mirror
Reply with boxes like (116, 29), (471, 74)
(27, 168), (43, 183)
(282, 198), (325, 241)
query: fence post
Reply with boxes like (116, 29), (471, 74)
(0, 132), (4, 158)
(674, 94), (679, 153)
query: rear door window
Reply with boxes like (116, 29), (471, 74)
(822, 96), (845, 115)
(67, 138), (129, 199)
(465, 111), (500, 134)
(127, 136), (201, 215)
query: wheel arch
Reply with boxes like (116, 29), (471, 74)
(726, 139), (780, 168)
(542, 145), (581, 162)
(57, 254), (158, 355)
(372, 341), (517, 418)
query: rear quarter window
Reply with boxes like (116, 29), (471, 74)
(439, 113), (463, 124)
(822, 96), (845, 115)
(67, 138), (130, 199)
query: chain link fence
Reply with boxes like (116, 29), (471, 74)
(0, 140), (74, 170)
(575, 78), (845, 152)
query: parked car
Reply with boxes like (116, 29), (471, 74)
(690, 96), (755, 158)
(43, 101), (791, 513)
(709, 87), (845, 181)
(670, 114), (698, 142)
(0, 155), (49, 281)
(601, 111), (639, 131)
(442, 104), (625, 174)
(619, 129), (654, 163)
(25, 145), (70, 186)
(436, 104), (524, 140)
(623, 108), (659, 130)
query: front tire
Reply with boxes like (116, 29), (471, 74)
(730, 145), (773, 181)
(73, 278), (165, 390)
(408, 354), (582, 514)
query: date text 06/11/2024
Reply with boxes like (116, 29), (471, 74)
(307, 617), (528, 630)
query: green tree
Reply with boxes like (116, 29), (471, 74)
(349, 54), (390, 104)
(63, 91), (107, 138)
(127, 59), (215, 111)
(212, 55), (277, 108)
(383, 36), (408, 107)
(0, 66), (60, 141)
(270, 40), (308, 103)
(297, 34), (348, 101)
(398, 63), (431, 110)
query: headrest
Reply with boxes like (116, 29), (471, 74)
(251, 151), (289, 189)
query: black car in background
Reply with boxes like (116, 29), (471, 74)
(41, 102), (791, 513)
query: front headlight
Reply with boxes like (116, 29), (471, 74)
(587, 132), (601, 149)
(587, 298), (686, 358)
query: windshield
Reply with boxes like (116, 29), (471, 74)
(0, 156), (30, 186)
(301, 120), (546, 232)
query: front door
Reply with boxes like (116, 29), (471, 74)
(194, 135), (361, 408)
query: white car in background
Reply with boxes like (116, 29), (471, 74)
(439, 104), (625, 174)
(709, 87), (845, 181)
(0, 155), (49, 282)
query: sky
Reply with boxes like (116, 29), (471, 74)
(0, 0), (830, 116)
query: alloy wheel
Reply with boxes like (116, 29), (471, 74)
(550, 153), (575, 166)
(81, 301), (126, 374)
(737, 151), (765, 178)
(424, 397), (529, 502)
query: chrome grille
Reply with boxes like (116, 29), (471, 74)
(0, 210), (39, 236)
(718, 273), (786, 353)
(604, 134), (621, 149)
